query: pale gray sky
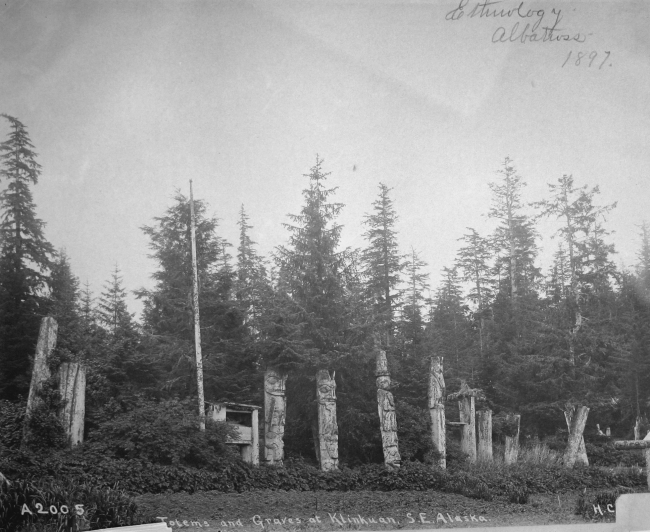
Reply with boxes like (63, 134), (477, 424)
(1, 0), (649, 316)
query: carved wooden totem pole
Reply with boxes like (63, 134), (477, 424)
(316, 370), (339, 471)
(376, 344), (401, 468)
(448, 380), (484, 464)
(263, 367), (288, 465)
(428, 356), (446, 468)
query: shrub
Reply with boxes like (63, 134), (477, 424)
(0, 399), (25, 449)
(84, 397), (238, 468)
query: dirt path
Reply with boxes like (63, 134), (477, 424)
(136, 490), (594, 530)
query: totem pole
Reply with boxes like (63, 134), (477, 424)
(263, 367), (287, 465)
(428, 356), (446, 468)
(375, 342), (401, 468)
(316, 369), (339, 471)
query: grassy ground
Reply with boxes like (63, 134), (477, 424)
(135, 489), (604, 530)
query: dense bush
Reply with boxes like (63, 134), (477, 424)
(84, 397), (238, 468)
(0, 477), (155, 531)
(2, 445), (646, 501)
(0, 399), (25, 449)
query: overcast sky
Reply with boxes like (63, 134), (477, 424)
(1, 0), (649, 317)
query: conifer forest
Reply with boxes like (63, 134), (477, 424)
(0, 111), (649, 528)
(0, 111), (649, 459)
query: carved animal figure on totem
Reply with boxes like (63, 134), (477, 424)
(264, 368), (287, 465)
(317, 369), (339, 470)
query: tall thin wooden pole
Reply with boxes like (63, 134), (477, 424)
(190, 180), (205, 431)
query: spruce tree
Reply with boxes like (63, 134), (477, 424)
(235, 205), (268, 337)
(0, 114), (55, 398)
(362, 183), (404, 343)
(488, 157), (538, 300)
(276, 155), (348, 362)
(399, 248), (430, 350)
(456, 228), (493, 355)
(49, 250), (83, 363)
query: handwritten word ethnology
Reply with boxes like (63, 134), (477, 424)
(446, 0), (589, 44)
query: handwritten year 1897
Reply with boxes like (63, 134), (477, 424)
(562, 51), (611, 69)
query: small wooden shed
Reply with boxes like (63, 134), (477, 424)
(206, 401), (260, 465)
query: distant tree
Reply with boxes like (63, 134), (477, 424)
(456, 228), (493, 355)
(98, 265), (134, 335)
(534, 175), (616, 365)
(488, 157), (539, 302)
(362, 183), (404, 344)
(399, 248), (430, 350)
(0, 114), (55, 399)
(48, 250), (84, 364)
(137, 192), (248, 402)
(235, 205), (269, 337)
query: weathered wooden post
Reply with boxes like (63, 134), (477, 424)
(263, 367), (287, 465)
(563, 405), (589, 468)
(448, 381), (483, 464)
(565, 405), (588, 465)
(477, 409), (493, 462)
(316, 370), (339, 471)
(25, 317), (58, 416)
(376, 345), (401, 468)
(504, 414), (521, 465)
(58, 362), (86, 447)
(613, 432), (650, 489)
(428, 356), (446, 469)
(23, 317), (58, 445)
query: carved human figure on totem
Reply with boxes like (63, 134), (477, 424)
(376, 374), (401, 466)
(264, 368), (287, 464)
(317, 370), (339, 469)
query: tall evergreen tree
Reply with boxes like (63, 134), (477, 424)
(362, 183), (404, 344)
(98, 265), (133, 335)
(534, 175), (616, 365)
(276, 156), (348, 363)
(0, 114), (55, 399)
(235, 205), (268, 337)
(488, 157), (538, 301)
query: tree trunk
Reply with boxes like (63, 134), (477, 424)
(428, 357), (446, 469)
(316, 370), (339, 471)
(58, 362), (86, 447)
(263, 367), (287, 465)
(23, 317), (58, 445)
(504, 414), (520, 465)
(477, 409), (492, 462)
(458, 396), (477, 463)
(376, 347), (401, 468)
(563, 405), (589, 467)
(565, 406), (589, 465)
